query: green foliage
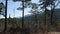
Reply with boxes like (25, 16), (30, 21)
(0, 2), (5, 16)
(55, 20), (60, 26)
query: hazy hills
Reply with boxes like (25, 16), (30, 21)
(16, 8), (60, 23)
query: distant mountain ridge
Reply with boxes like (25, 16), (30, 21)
(16, 8), (60, 23)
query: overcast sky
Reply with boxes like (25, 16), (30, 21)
(0, 0), (60, 18)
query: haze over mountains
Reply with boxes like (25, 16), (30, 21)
(16, 8), (60, 23)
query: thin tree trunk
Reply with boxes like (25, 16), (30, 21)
(51, 2), (55, 25)
(45, 0), (48, 34)
(21, 1), (25, 34)
(35, 14), (38, 33)
(3, 0), (8, 32)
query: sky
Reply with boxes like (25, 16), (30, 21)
(0, 0), (60, 18)
(0, 0), (39, 18)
